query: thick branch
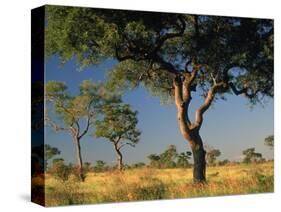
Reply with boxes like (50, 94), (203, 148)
(115, 16), (186, 76)
(193, 82), (226, 129)
(174, 76), (184, 107)
(189, 64), (202, 84)
(152, 15), (186, 54)
(174, 76), (193, 139)
(182, 76), (193, 127)
(181, 62), (203, 101)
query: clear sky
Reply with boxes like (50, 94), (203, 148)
(45, 55), (274, 166)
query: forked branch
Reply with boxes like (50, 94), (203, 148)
(193, 82), (226, 129)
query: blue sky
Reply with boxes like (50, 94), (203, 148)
(45, 55), (274, 165)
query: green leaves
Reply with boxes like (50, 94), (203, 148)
(95, 102), (141, 147)
(242, 148), (263, 163)
(45, 80), (69, 101)
(206, 148), (221, 165)
(45, 144), (61, 160)
(264, 135), (274, 149)
(46, 6), (111, 66)
(147, 145), (191, 168)
(46, 6), (273, 105)
(45, 80), (120, 128)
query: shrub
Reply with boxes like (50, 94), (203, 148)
(70, 165), (86, 181)
(133, 177), (166, 200)
(48, 161), (72, 182)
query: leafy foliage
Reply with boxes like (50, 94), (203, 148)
(45, 80), (120, 129)
(94, 101), (140, 170)
(93, 160), (107, 172)
(95, 103), (141, 146)
(148, 145), (192, 168)
(242, 148), (263, 163)
(45, 144), (61, 170)
(45, 80), (120, 180)
(45, 6), (273, 181)
(176, 151), (192, 168)
(83, 162), (92, 172)
(131, 162), (146, 169)
(205, 147), (221, 165)
(48, 160), (72, 182)
(52, 158), (64, 165)
(46, 6), (273, 104)
(217, 159), (229, 166)
(264, 135), (274, 149)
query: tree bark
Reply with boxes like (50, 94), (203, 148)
(190, 133), (206, 183)
(178, 128), (207, 182)
(74, 137), (84, 181)
(174, 74), (207, 183)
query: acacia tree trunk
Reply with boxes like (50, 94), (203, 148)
(114, 143), (123, 170)
(173, 71), (220, 183)
(179, 126), (206, 183)
(190, 133), (206, 182)
(74, 137), (84, 181)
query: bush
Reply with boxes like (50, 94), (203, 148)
(218, 159), (229, 166)
(70, 165), (87, 181)
(133, 177), (166, 200)
(46, 179), (87, 206)
(48, 161), (72, 182)
(93, 160), (108, 172)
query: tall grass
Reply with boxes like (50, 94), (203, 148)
(44, 161), (273, 206)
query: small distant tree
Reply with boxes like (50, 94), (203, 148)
(264, 135), (274, 149)
(176, 151), (192, 168)
(218, 159), (229, 166)
(52, 158), (64, 165)
(147, 154), (161, 168)
(95, 103), (141, 170)
(242, 148), (263, 163)
(48, 159), (72, 182)
(132, 162), (146, 169)
(206, 147), (221, 165)
(44, 144), (61, 171)
(159, 145), (177, 168)
(84, 162), (92, 172)
(93, 160), (107, 172)
(148, 145), (180, 168)
(45, 80), (119, 181)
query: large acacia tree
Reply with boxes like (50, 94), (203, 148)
(46, 6), (273, 182)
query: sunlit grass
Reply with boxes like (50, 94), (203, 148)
(44, 161), (273, 206)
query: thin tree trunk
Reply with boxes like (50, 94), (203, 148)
(114, 144), (123, 171)
(75, 137), (84, 181)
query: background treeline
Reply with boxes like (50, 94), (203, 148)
(44, 136), (273, 182)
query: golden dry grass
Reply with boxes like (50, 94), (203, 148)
(44, 161), (273, 206)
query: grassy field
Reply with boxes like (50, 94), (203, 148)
(42, 161), (273, 206)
